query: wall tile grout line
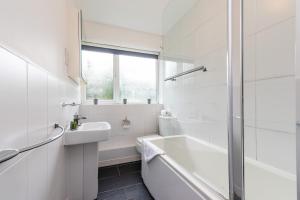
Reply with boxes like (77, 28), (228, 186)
(245, 16), (295, 37)
(244, 125), (295, 135)
(244, 74), (295, 83)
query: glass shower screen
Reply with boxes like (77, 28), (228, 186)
(162, 0), (229, 199)
(162, 0), (297, 199)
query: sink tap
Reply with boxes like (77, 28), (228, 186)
(73, 114), (87, 126)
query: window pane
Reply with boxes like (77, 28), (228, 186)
(82, 50), (114, 100)
(119, 55), (157, 103)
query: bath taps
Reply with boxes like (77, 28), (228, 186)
(73, 114), (87, 126)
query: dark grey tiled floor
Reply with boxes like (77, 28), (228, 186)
(98, 161), (154, 200)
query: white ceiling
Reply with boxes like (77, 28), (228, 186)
(77, 0), (171, 35)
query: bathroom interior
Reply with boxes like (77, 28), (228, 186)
(0, 0), (298, 200)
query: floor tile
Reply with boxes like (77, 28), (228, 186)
(99, 166), (119, 180)
(98, 161), (153, 200)
(98, 172), (142, 193)
(124, 184), (154, 200)
(98, 188), (126, 200)
(118, 162), (141, 175)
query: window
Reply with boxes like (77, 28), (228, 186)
(82, 51), (114, 100)
(119, 55), (157, 103)
(81, 46), (158, 104)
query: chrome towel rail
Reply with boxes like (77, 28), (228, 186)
(164, 66), (207, 82)
(62, 102), (81, 107)
(0, 124), (64, 164)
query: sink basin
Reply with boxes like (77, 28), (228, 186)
(64, 122), (111, 146)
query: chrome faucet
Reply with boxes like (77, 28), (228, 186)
(73, 114), (87, 126)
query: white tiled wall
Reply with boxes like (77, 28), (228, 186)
(27, 65), (48, 145)
(80, 104), (163, 142)
(244, 0), (296, 174)
(162, 0), (296, 174)
(0, 48), (27, 150)
(0, 46), (80, 200)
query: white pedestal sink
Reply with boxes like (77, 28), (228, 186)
(64, 122), (111, 145)
(64, 122), (111, 200)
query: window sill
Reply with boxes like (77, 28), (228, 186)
(82, 102), (162, 106)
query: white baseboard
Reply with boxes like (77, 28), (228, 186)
(98, 144), (141, 167)
(98, 155), (141, 167)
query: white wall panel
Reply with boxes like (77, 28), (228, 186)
(27, 147), (48, 200)
(256, 19), (295, 79)
(0, 48), (27, 150)
(47, 138), (67, 200)
(0, 158), (28, 200)
(48, 75), (61, 131)
(256, 77), (295, 133)
(27, 65), (48, 145)
(256, 0), (295, 31)
(257, 129), (296, 173)
(0, 46), (79, 200)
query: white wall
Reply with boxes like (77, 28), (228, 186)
(162, 0), (296, 174)
(82, 20), (162, 52)
(243, 0), (295, 174)
(0, 0), (80, 200)
(80, 105), (162, 137)
(80, 104), (163, 166)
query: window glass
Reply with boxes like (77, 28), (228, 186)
(119, 55), (157, 103)
(82, 50), (114, 100)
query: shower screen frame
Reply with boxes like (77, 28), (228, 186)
(227, 0), (245, 199)
(296, 1), (300, 199)
(228, 0), (300, 200)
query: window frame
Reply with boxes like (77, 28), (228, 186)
(81, 44), (159, 105)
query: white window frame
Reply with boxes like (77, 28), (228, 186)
(81, 44), (160, 105)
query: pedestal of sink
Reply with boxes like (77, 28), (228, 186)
(66, 142), (98, 200)
(64, 122), (111, 200)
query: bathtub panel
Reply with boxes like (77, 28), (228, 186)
(142, 157), (207, 200)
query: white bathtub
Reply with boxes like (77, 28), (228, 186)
(142, 135), (296, 200)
